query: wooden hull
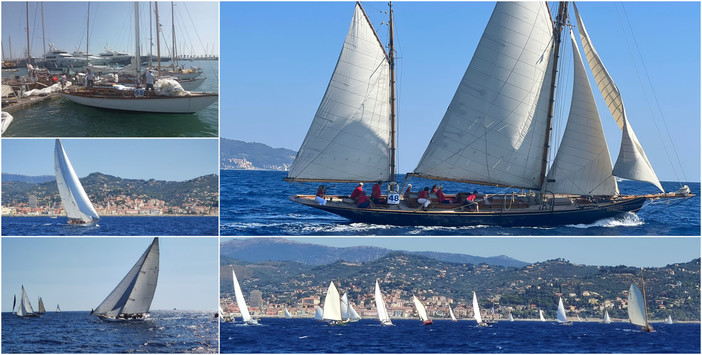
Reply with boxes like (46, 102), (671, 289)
(290, 195), (647, 227)
(60, 91), (217, 113)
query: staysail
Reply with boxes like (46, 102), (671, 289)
(413, 2), (555, 189)
(374, 280), (392, 325)
(38, 297), (46, 313)
(232, 270), (254, 324)
(322, 281), (342, 322)
(412, 295), (430, 322)
(286, 2), (392, 182)
(573, 4), (663, 192)
(91, 238), (159, 319)
(341, 292), (350, 320)
(349, 303), (361, 321)
(628, 282), (649, 328)
(54, 139), (100, 223)
(557, 297), (568, 323)
(544, 30), (618, 196)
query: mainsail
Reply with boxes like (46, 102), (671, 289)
(573, 4), (663, 192)
(374, 280), (392, 325)
(38, 297), (46, 313)
(322, 281), (342, 322)
(91, 238), (159, 319)
(284, 306), (292, 319)
(17, 285), (36, 317)
(556, 298), (568, 323)
(539, 309), (546, 321)
(472, 291), (483, 324)
(413, 2), (556, 189)
(232, 270), (255, 324)
(628, 282), (649, 328)
(412, 295), (430, 322)
(54, 139), (100, 223)
(286, 2), (392, 182)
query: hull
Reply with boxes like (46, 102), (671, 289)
(60, 91), (217, 114)
(290, 195), (647, 227)
(96, 313), (149, 322)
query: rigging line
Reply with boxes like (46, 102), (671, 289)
(181, 4), (210, 55)
(618, 4), (688, 184)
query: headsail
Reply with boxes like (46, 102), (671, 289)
(374, 280), (392, 325)
(472, 291), (483, 324)
(91, 238), (159, 319)
(545, 30), (618, 196)
(232, 270), (253, 323)
(413, 2), (555, 189)
(286, 2), (392, 182)
(341, 292), (350, 320)
(314, 305), (323, 320)
(349, 303), (361, 321)
(54, 139), (100, 223)
(573, 4), (663, 192)
(322, 281), (342, 321)
(412, 295), (430, 322)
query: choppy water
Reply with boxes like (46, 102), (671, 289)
(3, 60), (218, 137)
(2, 310), (218, 353)
(1, 216), (218, 236)
(220, 170), (700, 236)
(220, 318), (699, 353)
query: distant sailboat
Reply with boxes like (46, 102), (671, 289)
(341, 293), (360, 322)
(412, 295), (433, 325)
(38, 297), (46, 314)
(91, 238), (159, 321)
(665, 315), (673, 324)
(508, 313), (515, 322)
(56, 304), (61, 313)
(54, 139), (100, 225)
(556, 298), (573, 325)
(322, 281), (348, 325)
(374, 280), (393, 326)
(348, 302), (362, 322)
(12, 294), (16, 313)
(603, 310), (611, 324)
(284, 306), (292, 319)
(314, 305), (323, 321)
(539, 310), (546, 322)
(472, 292), (488, 327)
(232, 270), (258, 325)
(16, 286), (41, 317)
(628, 279), (654, 332)
(448, 305), (457, 322)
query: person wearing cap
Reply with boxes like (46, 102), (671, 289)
(350, 182), (364, 203)
(315, 185), (327, 205)
(416, 187), (431, 211)
(145, 69), (155, 94)
(403, 184), (413, 199)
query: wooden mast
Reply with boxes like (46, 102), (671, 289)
(388, 1), (396, 183)
(540, 1), (569, 190)
(134, 2), (141, 85)
(171, 1), (178, 69)
(641, 275), (652, 331)
(25, 2), (30, 66)
(155, 2), (162, 76)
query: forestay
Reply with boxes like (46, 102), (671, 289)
(573, 4), (663, 192)
(286, 3), (391, 182)
(413, 2), (555, 189)
(54, 140), (100, 223)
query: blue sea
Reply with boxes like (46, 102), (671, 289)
(2, 60), (218, 137)
(1, 216), (218, 236)
(1, 310), (218, 353)
(220, 318), (700, 353)
(220, 170), (700, 236)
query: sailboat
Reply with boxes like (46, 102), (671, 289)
(322, 281), (348, 325)
(412, 295), (433, 325)
(286, 1), (693, 227)
(508, 313), (514, 322)
(91, 238), (159, 321)
(556, 298), (573, 325)
(472, 292), (488, 327)
(314, 305), (324, 321)
(60, 2), (217, 114)
(374, 280), (393, 326)
(16, 286), (41, 317)
(539, 310), (546, 322)
(602, 310), (611, 324)
(348, 302), (362, 322)
(665, 315), (673, 324)
(56, 304), (61, 313)
(448, 305), (457, 322)
(628, 279), (654, 332)
(232, 270), (258, 325)
(341, 293), (361, 322)
(12, 294), (16, 313)
(37, 297), (46, 314)
(54, 139), (100, 225)
(284, 306), (292, 319)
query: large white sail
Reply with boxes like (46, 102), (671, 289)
(449, 305), (457, 322)
(17, 286), (35, 317)
(38, 297), (46, 313)
(539, 309), (546, 321)
(92, 238), (159, 319)
(322, 281), (342, 321)
(412, 295), (430, 322)
(628, 283), (648, 327)
(413, 2), (555, 189)
(508, 313), (514, 322)
(349, 303), (361, 321)
(284, 307), (292, 319)
(472, 291), (483, 324)
(573, 4), (663, 192)
(287, 3), (391, 182)
(603, 310), (611, 324)
(54, 139), (100, 223)
(557, 297), (568, 323)
(232, 270), (253, 323)
(341, 292), (350, 320)
(545, 30), (618, 196)
(314, 305), (323, 320)
(374, 280), (392, 325)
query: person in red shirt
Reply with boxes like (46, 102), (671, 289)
(417, 187), (431, 210)
(315, 185), (327, 205)
(350, 182), (364, 202)
(403, 184), (413, 199)
(436, 186), (451, 204)
(371, 181), (383, 204)
(356, 193), (371, 208)
(465, 190), (479, 211)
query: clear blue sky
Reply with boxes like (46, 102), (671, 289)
(2, 1), (219, 59)
(221, 2), (700, 183)
(2, 237), (219, 312)
(2, 139), (218, 181)
(222, 237), (700, 269)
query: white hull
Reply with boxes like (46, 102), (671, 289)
(61, 92), (217, 114)
(178, 77), (206, 91)
(1, 112), (13, 135)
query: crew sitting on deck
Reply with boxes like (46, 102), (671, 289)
(436, 186), (452, 204)
(430, 185), (438, 195)
(350, 182), (364, 202)
(315, 185), (327, 205)
(356, 192), (372, 208)
(464, 190), (479, 212)
(403, 184), (413, 199)
(371, 181), (385, 204)
(417, 187), (431, 211)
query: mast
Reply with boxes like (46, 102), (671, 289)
(155, 2), (162, 76)
(41, 3), (46, 65)
(540, 1), (569, 190)
(171, 1), (177, 68)
(134, 2), (141, 85)
(25, 2), (30, 66)
(149, 2), (153, 68)
(641, 275), (650, 328)
(388, 1), (396, 182)
(86, 2), (90, 65)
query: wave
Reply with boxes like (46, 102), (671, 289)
(567, 212), (644, 229)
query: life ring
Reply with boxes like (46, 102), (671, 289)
(387, 182), (399, 194)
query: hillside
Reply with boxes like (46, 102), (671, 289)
(220, 138), (296, 170)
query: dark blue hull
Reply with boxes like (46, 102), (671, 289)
(299, 197), (647, 227)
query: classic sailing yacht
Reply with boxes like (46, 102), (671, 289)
(16, 286), (41, 317)
(472, 292), (488, 327)
(232, 270), (258, 325)
(287, 2), (693, 227)
(507, 313), (515, 322)
(412, 295), (433, 325)
(284, 306), (292, 319)
(666, 315), (673, 324)
(322, 281), (348, 325)
(54, 139), (100, 225)
(56, 304), (61, 313)
(374, 280), (393, 326)
(539, 310), (546, 322)
(556, 298), (573, 325)
(341, 293), (361, 322)
(91, 238), (159, 321)
(628, 278), (654, 332)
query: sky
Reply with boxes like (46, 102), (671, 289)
(221, 2), (700, 183)
(2, 237), (219, 312)
(1, 1), (219, 59)
(2, 138), (218, 181)
(222, 236), (701, 269)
